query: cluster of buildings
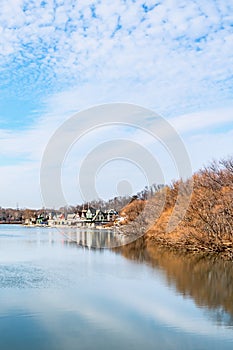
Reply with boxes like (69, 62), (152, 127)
(24, 207), (119, 227)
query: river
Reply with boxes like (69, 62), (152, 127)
(0, 225), (232, 350)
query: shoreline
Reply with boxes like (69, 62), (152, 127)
(22, 223), (116, 230)
(1, 222), (232, 260)
(145, 231), (233, 261)
(0, 222), (22, 225)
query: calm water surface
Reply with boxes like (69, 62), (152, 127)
(0, 225), (233, 350)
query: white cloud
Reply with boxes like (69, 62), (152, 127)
(170, 106), (233, 134)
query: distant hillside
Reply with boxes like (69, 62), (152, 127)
(119, 199), (146, 224)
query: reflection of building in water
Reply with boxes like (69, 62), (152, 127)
(65, 228), (122, 249)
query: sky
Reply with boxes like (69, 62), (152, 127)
(0, 0), (233, 208)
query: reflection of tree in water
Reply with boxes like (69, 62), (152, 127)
(114, 237), (233, 326)
(205, 307), (233, 328)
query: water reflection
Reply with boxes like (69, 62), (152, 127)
(115, 237), (233, 327)
(1, 225), (233, 350)
(59, 227), (126, 248)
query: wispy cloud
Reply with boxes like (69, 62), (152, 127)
(0, 96), (232, 207)
(170, 107), (233, 134)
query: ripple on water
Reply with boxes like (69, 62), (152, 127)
(0, 263), (64, 289)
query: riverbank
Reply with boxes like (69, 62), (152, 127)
(122, 157), (233, 260)
(146, 229), (233, 261)
(22, 223), (113, 230)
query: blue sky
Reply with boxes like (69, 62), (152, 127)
(0, 0), (233, 208)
